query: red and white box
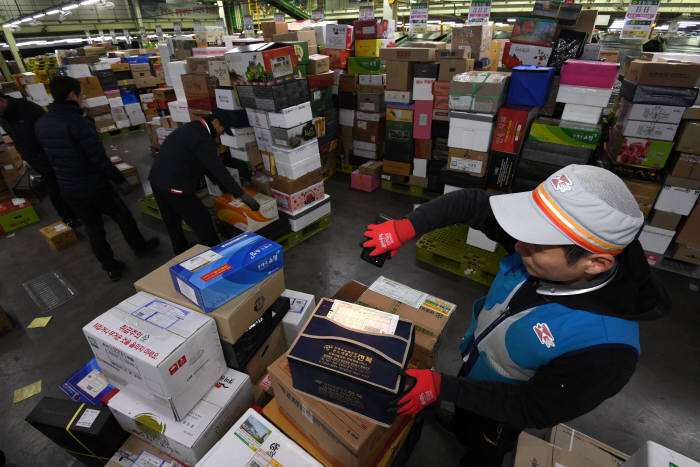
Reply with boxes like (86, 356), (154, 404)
(491, 105), (538, 154)
(271, 181), (326, 214)
(413, 100), (434, 139)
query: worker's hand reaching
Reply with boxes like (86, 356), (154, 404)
(362, 219), (415, 257)
(241, 193), (260, 211)
(389, 369), (442, 416)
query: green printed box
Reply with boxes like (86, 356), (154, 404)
(347, 57), (386, 75)
(608, 127), (673, 169)
(386, 120), (413, 142)
(528, 118), (601, 149)
(282, 41), (310, 65)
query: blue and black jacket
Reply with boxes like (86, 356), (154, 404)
(408, 188), (670, 429)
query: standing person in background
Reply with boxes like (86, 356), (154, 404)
(35, 76), (158, 281)
(149, 109), (259, 255)
(0, 92), (80, 226)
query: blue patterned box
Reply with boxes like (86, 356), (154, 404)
(287, 298), (415, 427)
(169, 232), (283, 313)
(59, 358), (117, 406)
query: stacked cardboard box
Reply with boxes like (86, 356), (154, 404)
(501, 17), (557, 70)
(557, 59), (619, 124)
(0, 145), (26, 197)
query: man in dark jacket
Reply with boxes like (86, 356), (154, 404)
(149, 109), (259, 254)
(0, 93), (79, 226)
(363, 165), (670, 466)
(35, 76), (158, 281)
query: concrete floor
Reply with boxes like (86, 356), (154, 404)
(1, 130), (699, 466)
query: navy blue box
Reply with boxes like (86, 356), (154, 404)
(506, 66), (556, 107)
(287, 298), (415, 427)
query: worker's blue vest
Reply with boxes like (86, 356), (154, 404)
(459, 253), (640, 384)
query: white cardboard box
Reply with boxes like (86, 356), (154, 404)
(85, 96), (109, 108)
(195, 408), (322, 467)
(267, 102), (313, 129)
(246, 108), (270, 129)
(25, 84), (52, 106)
(254, 126), (273, 153)
(220, 127), (255, 149)
(638, 225), (675, 254)
(326, 24), (354, 50)
(108, 96), (124, 108)
(359, 74), (386, 86)
(273, 139), (322, 179)
(620, 102), (685, 125)
(448, 112), (494, 152)
(66, 64), (92, 78)
(125, 102), (147, 126)
(84, 292), (226, 420)
(413, 158), (428, 178)
(622, 440), (699, 467)
(621, 119), (678, 141)
(280, 289), (316, 347)
(467, 228), (497, 252)
(556, 85), (612, 108)
(562, 103), (603, 125)
(654, 185), (700, 216)
(280, 194), (331, 232)
(339, 108), (355, 126)
(413, 78), (436, 101)
(206, 168), (241, 198)
(168, 100), (191, 123)
(109, 368), (252, 466)
(215, 88), (241, 111)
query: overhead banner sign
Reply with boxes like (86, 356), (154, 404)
(409, 2), (429, 37)
(243, 15), (254, 34)
(468, 0), (492, 23)
(274, 13), (285, 22)
(621, 0), (659, 40)
(141, 1), (220, 19)
(155, 25), (163, 38)
(312, 9), (324, 21)
(359, 5), (374, 19)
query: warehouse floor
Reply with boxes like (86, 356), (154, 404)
(1, 130), (699, 466)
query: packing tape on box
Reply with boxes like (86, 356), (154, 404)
(65, 403), (110, 461)
(451, 72), (500, 111)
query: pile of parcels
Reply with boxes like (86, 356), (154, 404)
(26, 231), (459, 466)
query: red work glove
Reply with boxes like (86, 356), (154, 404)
(362, 219), (416, 258)
(394, 369), (442, 415)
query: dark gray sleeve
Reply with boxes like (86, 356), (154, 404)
(195, 138), (244, 198)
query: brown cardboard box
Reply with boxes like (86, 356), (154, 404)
(622, 179), (661, 217)
(359, 160), (383, 176)
(110, 63), (131, 73)
(357, 83), (385, 94)
(560, 9), (598, 43)
(105, 435), (186, 467)
(625, 60), (700, 88)
(332, 280), (368, 302)
(181, 73), (217, 110)
(271, 168), (323, 194)
(307, 54), (330, 75)
(86, 104), (111, 117)
(262, 21), (288, 40)
(267, 353), (401, 467)
(683, 105), (700, 120)
(94, 119), (117, 133)
(133, 244), (286, 344)
(514, 429), (627, 467)
(340, 74), (358, 92)
(208, 60), (231, 87)
(380, 48), (435, 62)
(548, 424), (629, 465)
(438, 57), (474, 82)
(649, 210), (683, 231)
(0, 147), (22, 170)
(129, 63), (151, 73)
(357, 277), (456, 368)
(676, 203), (700, 249)
(354, 119), (385, 143)
(599, 50), (620, 63)
(670, 153), (700, 180)
(386, 61), (413, 91)
(273, 31), (317, 52)
(675, 122), (700, 154)
(383, 160), (411, 176)
(77, 76), (104, 98)
(244, 323), (286, 384)
(186, 56), (215, 74)
(415, 138), (432, 159)
(2, 165), (26, 187)
(39, 222), (78, 251)
(448, 148), (489, 177)
(410, 175), (429, 188)
(451, 23), (493, 59)
(411, 41), (447, 50)
(673, 244), (700, 265)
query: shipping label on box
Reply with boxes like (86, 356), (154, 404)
(448, 148), (488, 177)
(169, 233), (283, 313)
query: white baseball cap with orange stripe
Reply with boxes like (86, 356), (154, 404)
(489, 165), (644, 255)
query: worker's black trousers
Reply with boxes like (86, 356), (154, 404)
(456, 408), (520, 466)
(67, 187), (148, 270)
(40, 168), (78, 222)
(152, 188), (219, 255)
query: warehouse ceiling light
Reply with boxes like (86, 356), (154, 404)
(80, 0), (100, 4)
(62, 4), (80, 10)
(46, 9), (60, 14)
(32, 13), (45, 18)
(609, 19), (626, 29)
(507, 18), (516, 22)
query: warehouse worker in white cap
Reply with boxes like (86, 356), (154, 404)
(363, 164), (670, 466)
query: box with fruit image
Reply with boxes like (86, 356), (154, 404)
(225, 43), (298, 82)
(608, 126), (673, 169)
(214, 188), (280, 232)
(510, 17), (558, 45)
(501, 41), (553, 69)
(271, 181), (326, 215)
(107, 369), (253, 466)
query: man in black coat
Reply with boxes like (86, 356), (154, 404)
(35, 76), (158, 281)
(0, 93), (79, 226)
(149, 109), (259, 254)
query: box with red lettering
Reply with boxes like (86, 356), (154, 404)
(82, 291), (226, 421)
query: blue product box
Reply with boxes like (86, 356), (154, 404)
(507, 65), (556, 107)
(120, 91), (139, 105)
(169, 232), (284, 313)
(287, 298), (415, 427)
(59, 358), (117, 406)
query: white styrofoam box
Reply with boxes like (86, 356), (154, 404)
(108, 96), (124, 108)
(85, 96), (109, 108)
(246, 108), (270, 129)
(622, 440), (699, 467)
(111, 106), (130, 124)
(621, 102), (685, 125)
(356, 111), (382, 122)
(621, 119), (678, 141)
(215, 87), (241, 111)
(283, 194), (331, 232)
(654, 185), (700, 216)
(267, 102), (313, 129)
(254, 126), (273, 153)
(167, 60), (189, 101)
(325, 23), (354, 50)
(206, 168), (241, 198)
(66, 64), (92, 78)
(443, 184), (461, 194)
(413, 158), (428, 178)
(220, 127), (255, 149)
(125, 102), (147, 126)
(24, 84), (52, 106)
(158, 43), (172, 64)
(109, 369), (252, 466)
(280, 290), (316, 347)
(556, 84), (612, 107)
(467, 228), (497, 252)
(359, 74), (386, 86)
(195, 408), (322, 467)
(273, 139), (322, 179)
(638, 225), (675, 254)
(168, 100), (191, 123)
(561, 103), (603, 125)
(92, 62), (112, 71)
(83, 292), (227, 420)
(339, 109), (355, 126)
(413, 77), (436, 101)
(448, 112), (494, 152)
